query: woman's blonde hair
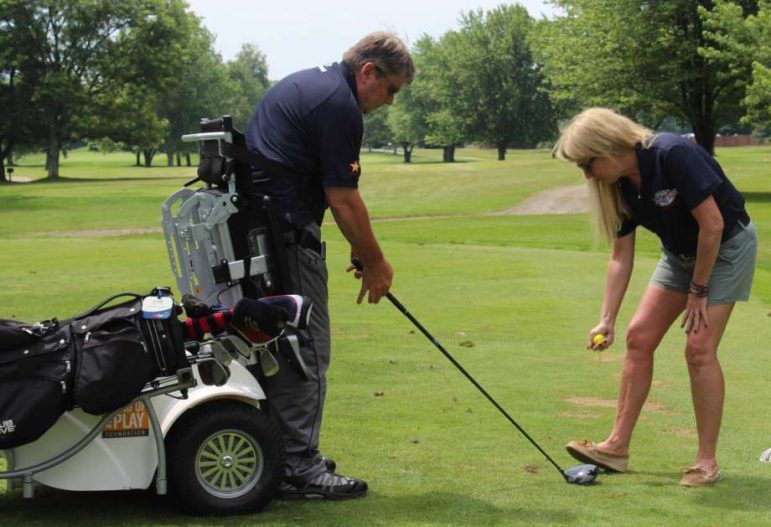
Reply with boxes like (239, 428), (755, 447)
(553, 108), (653, 242)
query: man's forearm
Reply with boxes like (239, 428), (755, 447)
(326, 188), (383, 265)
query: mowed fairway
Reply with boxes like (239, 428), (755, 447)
(1, 146), (770, 526)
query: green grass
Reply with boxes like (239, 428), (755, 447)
(1, 146), (771, 526)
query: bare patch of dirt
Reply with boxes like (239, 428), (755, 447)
(492, 184), (589, 215)
(558, 410), (601, 420)
(566, 396), (672, 414)
(567, 397), (617, 408)
(670, 425), (697, 439)
(369, 184), (591, 223)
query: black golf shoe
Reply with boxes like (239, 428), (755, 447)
(278, 470), (367, 500)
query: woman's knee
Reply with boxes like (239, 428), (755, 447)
(624, 323), (656, 364)
(684, 340), (718, 368)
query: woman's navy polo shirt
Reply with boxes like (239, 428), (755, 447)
(245, 62), (362, 228)
(617, 133), (748, 257)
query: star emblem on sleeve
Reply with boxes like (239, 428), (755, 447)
(350, 161), (361, 175)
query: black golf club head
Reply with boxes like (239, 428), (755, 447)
(563, 464), (599, 485)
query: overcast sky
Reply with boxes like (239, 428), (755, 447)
(185, 1), (558, 81)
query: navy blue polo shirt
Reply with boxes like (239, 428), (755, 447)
(245, 62), (363, 228)
(617, 133), (748, 256)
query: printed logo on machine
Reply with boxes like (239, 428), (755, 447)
(0, 419), (16, 436)
(102, 401), (150, 439)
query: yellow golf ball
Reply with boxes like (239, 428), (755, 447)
(592, 334), (605, 346)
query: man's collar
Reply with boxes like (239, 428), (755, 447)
(339, 61), (358, 101)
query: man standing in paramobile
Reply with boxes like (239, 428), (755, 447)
(245, 32), (415, 500)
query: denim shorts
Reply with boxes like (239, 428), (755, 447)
(650, 221), (758, 305)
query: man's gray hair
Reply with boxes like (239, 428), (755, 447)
(343, 31), (415, 83)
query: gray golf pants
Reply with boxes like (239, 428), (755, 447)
(264, 223), (331, 480)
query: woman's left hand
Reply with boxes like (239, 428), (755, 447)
(681, 294), (709, 334)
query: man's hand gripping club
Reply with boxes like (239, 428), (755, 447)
(346, 255), (393, 304)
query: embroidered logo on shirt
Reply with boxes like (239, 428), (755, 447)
(350, 161), (361, 175)
(653, 189), (678, 208)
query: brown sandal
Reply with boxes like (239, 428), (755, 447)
(566, 439), (628, 473)
(679, 465), (720, 487)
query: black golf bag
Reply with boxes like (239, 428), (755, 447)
(0, 290), (188, 449)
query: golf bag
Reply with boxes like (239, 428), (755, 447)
(0, 319), (73, 449)
(0, 290), (188, 449)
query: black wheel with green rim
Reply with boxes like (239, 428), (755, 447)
(166, 402), (283, 515)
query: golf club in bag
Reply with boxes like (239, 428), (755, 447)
(352, 259), (598, 485)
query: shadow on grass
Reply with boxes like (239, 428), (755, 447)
(636, 471), (771, 512)
(0, 488), (181, 526)
(0, 488), (578, 526)
(688, 474), (771, 512)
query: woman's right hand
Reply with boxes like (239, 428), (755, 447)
(588, 323), (614, 351)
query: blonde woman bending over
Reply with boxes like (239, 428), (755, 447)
(554, 108), (757, 487)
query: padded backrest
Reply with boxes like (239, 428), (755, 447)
(196, 116), (256, 197)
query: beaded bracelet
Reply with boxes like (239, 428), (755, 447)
(689, 281), (709, 297)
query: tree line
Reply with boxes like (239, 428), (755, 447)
(370, 0), (771, 162)
(1, 0), (770, 181)
(0, 0), (269, 180)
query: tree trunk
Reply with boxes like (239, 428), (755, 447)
(443, 145), (456, 163)
(402, 143), (413, 163)
(143, 149), (155, 167)
(185, 152), (191, 166)
(176, 152), (181, 166)
(0, 140), (12, 183)
(166, 147), (174, 167)
(46, 121), (61, 179)
(135, 151), (141, 166)
(497, 143), (507, 161)
(692, 122), (716, 155)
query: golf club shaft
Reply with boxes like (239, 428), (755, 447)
(384, 291), (567, 478)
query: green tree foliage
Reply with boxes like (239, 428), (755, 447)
(702, 0), (771, 139)
(155, 20), (240, 167)
(0, 19), (38, 181)
(94, 83), (168, 167)
(386, 80), (426, 163)
(0, 0), (193, 178)
(452, 5), (556, 160)
(415, 34), (466, 162)
(227, 43), (271, 130)
(535, 0), (757, 154)
(362, 107), (392, 151)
